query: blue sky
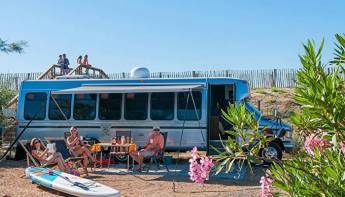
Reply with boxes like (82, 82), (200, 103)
(0, 0), (344, 73)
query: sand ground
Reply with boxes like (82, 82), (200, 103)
(0, 160), (266, 197)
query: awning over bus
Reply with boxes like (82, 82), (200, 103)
(51, 84), (203, 94)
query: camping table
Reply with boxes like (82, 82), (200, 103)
(94, 143), (131, 169)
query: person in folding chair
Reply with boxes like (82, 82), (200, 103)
(30, 138), (70, 172)
(66, 127), (98, 169)
(130, 126), (164, 171)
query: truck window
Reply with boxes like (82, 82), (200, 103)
(49, 94), (71, 120)
(150, 92), (174, 120)
(177, 91), (202, 120)
(24, 93), (47, 120)
(124, 93), (148, 120)
(73, 94), (97, 120)
(99, 93), (122, 120)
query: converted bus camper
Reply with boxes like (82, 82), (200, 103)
(15, 70), (293, 158)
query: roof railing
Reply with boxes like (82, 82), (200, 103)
(36, 64), (72, 80)
(68, 64), (109, 79)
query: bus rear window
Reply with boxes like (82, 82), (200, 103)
(150, 92), (174, 120)
(99, 93), (122, 120)
(49, 94), (71, 120)
(177, 91), (202, 120)
(24, 93), (47, 120)
(124, 93), (148, 120)
(73, 94), (97, 120)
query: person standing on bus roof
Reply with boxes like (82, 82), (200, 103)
(57, 55), (65, 74)
(62, 54), (70, 74)
(130, 126), (164, 171)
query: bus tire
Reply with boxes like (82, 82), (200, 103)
(258, 142), (283, 162)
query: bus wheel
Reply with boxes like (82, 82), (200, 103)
(258, 142), (283, 162)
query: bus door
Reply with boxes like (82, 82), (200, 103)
(208, 84), (235, 154)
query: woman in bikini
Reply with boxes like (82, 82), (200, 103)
(66, 127), (97, 169)
(31, 138), (70, 172)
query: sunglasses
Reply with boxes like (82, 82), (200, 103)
(154, 129), (160, 131)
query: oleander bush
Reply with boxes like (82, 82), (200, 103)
(212, 34), (345, 197)
(269, 34), (345, 197)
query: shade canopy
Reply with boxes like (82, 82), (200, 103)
(51, 84), (203, 94)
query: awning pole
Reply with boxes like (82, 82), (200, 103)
(190, 89), (206, 146)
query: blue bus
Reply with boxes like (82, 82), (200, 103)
(15, 71), (293, 158)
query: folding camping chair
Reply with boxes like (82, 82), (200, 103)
(63, 132), (94, 167)
(45, 137), (86, 174)
(18, 140), (56, 168)
(64, 132), (99, 169)
(145, 132), (169, 172)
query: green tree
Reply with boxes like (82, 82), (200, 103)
(0, 87), (16, 128)
(0, 37), (26, 128)
(0, 38), (27, 53)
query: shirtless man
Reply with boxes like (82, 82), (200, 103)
(130, 126), (164, 171)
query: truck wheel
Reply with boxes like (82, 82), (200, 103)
(258, 142), (283, 162)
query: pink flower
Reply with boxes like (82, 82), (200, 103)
(304, 134), (329, 156)
(188, 147), (214, 184)
(340, 141), (345, 155)
(191, 146), (198, 154)
(259, 175), (273, 197)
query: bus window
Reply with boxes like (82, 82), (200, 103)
(150, 92), (174, 120)
(124, 93), (148, 120)
(177, 91), (202, 120)
(24, 93), (47, 120)
(99, 93), (122, 120)
(73, 94), (97, 120)
(49, 94), (71, 120)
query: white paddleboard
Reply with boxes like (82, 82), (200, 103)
(25, 167), (120, 197)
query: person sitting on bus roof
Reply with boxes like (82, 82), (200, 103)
(31, 138), (70, 172)
(82, 54), (91, 68)
(76, 55), (82, 65)
(66, 127), (97, 169)
(129, 126), (164, 171)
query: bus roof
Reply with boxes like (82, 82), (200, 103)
(20, 77), (248, 91)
